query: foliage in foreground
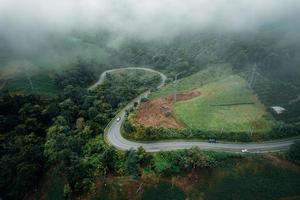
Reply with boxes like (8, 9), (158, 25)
(288, 141), (300, 164)
(141, 183), (185, 200)
(203, 159), (300, 200)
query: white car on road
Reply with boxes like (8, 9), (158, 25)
(241, 149), (248, 153)
(117, 117), (121, 122)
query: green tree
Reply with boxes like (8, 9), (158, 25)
(125, 149), (140, 178)
(44, 124), (71, 164)
(101, 146), (118, 174)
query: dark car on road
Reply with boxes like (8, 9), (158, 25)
(208, 138), (217, 143)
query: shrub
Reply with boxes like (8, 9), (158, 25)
(288, 141), (300, 164)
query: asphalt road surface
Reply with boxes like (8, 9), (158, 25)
(91, 67), (299, 153)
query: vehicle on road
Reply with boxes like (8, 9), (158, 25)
(241, 149), (248, 153)
(208, 138), (217, 143)
(117, 117), (121, 122)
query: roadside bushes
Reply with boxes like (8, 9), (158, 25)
(123, 115), (300, 142)
(270, 122), (300, 139)
(116, 147), (221, 179)
(153, 148), (217, 175)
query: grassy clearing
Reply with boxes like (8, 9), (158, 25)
(147, 63), (273, 134)
(150, 63), (233, 99)
(173, 75), (273, 133)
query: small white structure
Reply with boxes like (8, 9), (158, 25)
(271, 106), (286, 114)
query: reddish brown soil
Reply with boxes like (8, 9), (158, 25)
(134, 90), (201, 128)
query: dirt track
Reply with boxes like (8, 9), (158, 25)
(134, 90), (201, 128)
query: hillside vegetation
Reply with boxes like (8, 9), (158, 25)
(2, 72), (60, 96)
(150, 63), (233, 99)
(136, 64), (273, 136)
(174, 75), (273, 133)
(1, 27), (300, 199)
(0, 68), (164, 199)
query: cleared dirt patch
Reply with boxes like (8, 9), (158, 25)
(134, 90), (200, 128)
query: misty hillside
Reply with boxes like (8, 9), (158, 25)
(1, 1), (300, 200)
(1, 29), (300, 122)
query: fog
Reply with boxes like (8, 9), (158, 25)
(0, 0), (300, 76)
(1, 0), (299, 41)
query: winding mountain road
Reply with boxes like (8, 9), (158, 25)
(88, 67), (167, 90)
(91, 67), (299, 153)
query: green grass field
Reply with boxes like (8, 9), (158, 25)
(148, 63), (273, 134)
(174, 75), (273, 133)
(150, 63), (233, 99)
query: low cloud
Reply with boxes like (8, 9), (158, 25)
(0, 0), (299, 55)
(1, 0), (300, 36)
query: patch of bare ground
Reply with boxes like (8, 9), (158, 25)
(134, 90), (201, 128)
